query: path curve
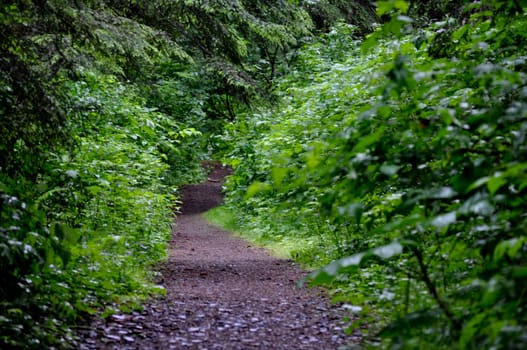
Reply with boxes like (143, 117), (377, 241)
(79, 165), (360, 349)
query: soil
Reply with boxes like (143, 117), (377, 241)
(78, 164), (361, 349)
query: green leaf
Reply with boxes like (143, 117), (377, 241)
(493, 237), (526, 263)
(377, 1), (394, 16)
(467, 176), (490, 193)
(487, 175), (507, 195)
(272, 167), (288, 187)
(512, 266), (527, 278)
(380, 164), (400, 176)
(377, 0), (409, 16)
(394, 0), (409, 13)
(372, 241), (404, 259)
(361, 33), (379, 53)
(245, 181), (271, 198)
(337, 202), (364, 224)
(65, 170), (79, 178)
(452, 25), (468, 41)
(468, 164), (526, 195)
(460, 313), (487, 349)
(459, 194), (494, 216)
(307, 241), (404, 285)
(397, 15), (413, 23)
(351, 126), (385, 153)
(430, 211), (456, 229)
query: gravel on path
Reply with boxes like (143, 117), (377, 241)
(78, 164), (361, 349)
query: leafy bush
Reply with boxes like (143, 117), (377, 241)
(1, 0), (353, 346)
(223, 2), (527, 348)
(2, 0), (383, 347)
(0, 179), (78, 348)
(0, 66), (205, 348)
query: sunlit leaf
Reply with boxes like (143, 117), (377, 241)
(351, 127), (386, 153)
(487, 175), (507, 195)
(307, 241), (404, 285)
(380, 164), (400, 176)
(272, 167), (288, 187)
(65, 170), (79, 178)
(430, 211), (456, 228)
(493, 237), (526, 262)
(245, 181), (272, 198)
(459, 313), (486, 349)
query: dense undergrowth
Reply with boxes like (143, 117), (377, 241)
(1, 67), (205, 348)
(222, 2), (527, 349)
(1, 0), (376, 347)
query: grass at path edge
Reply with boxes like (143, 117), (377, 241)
(202, 206), (314, 265)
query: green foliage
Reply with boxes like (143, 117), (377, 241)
(107, 0), (314, 107)
(223, 1), (527, 348)
(302, 0), (377, 34)
(204, 205), (320, 262)
(0, 181), (77, 348)
(5, 0), (493, 347)
(1, 2), (204, 346)
(1, 65), (205, 348)
(3, 0), (352, 346)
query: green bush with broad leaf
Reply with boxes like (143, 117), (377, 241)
(2, 0), (378, 347)
(1, 66), (205, 348)
(223, 1), (527, 348)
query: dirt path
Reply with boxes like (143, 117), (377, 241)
(79, 165), (360, 349)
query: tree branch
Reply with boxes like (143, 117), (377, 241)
(412, 246), (461, 331)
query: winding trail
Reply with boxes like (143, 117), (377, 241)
(79, 165), (360, 349)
